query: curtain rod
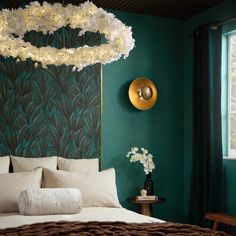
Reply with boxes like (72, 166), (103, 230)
(212, 16), (236, 27)
(188, 16), (236, 37)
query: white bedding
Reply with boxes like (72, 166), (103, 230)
(0, 207), (164, 229)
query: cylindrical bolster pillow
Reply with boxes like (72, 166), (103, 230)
(18, 188), (82, 215)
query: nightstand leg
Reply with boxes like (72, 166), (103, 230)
(140, 203), (152, 216)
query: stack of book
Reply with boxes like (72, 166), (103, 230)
(136, 195), (158, 200)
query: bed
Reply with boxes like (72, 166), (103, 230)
(0, 207), (161, 229)
(0, 156), (226, 235)
(0, 208), (226, 235)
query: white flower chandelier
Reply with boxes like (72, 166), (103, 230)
(0, 1), (135, 71)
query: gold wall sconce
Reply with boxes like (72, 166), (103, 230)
(128, 77), (158, 110)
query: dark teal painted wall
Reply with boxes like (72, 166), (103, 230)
(184, 0), (236, 220)
(102, 12), (184, 222)
(105, 0), (236, 223)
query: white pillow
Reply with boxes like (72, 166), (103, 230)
(18, 188), (82, 215)
(11, 156), (57, 172)
(57, 157), (99, 173)
(43, 168), (121, 208)
(0, 156), (10, 173)
(0, 168), (42, 212)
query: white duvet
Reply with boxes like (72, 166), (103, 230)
(0, 207), (164, 229)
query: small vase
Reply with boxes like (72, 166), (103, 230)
(144, 173), (154, 195)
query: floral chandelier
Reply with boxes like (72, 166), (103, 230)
(0, 1), (135, 71)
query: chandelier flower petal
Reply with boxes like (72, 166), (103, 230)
(0, 1), (135, 71)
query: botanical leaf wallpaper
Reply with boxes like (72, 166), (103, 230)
(0, 2), (101, 158)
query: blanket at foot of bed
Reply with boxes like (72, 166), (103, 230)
(0, 221), (226, 235)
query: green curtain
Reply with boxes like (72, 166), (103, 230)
(188, 24), (224, 226)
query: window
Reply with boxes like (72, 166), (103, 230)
(227, 33), (236, 157)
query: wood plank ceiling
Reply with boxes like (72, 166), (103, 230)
(93, 0), (225, 19)
(1, 0), (225, 20)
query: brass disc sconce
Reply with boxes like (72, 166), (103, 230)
(128, 77), (158, 110)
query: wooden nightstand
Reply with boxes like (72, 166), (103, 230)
(127, 196), (166, 217)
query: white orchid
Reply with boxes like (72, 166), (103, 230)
(131, 147), (138, 154)
(126, 147), (155, 175)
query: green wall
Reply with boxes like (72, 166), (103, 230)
(103, 0), (236, 223)
(184, 0), (236, 220)
(102, 12), (184, 222)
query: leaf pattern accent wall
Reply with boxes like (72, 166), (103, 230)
(0, 3), (101, 158)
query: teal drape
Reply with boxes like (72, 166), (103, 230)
(189, 24), (224, 226)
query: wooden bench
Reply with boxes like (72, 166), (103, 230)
(205, 213), (236, 236)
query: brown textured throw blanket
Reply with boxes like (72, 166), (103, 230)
(0, 221), (226, 236)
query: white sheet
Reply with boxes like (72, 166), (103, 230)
(0, 207), (164, 229)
